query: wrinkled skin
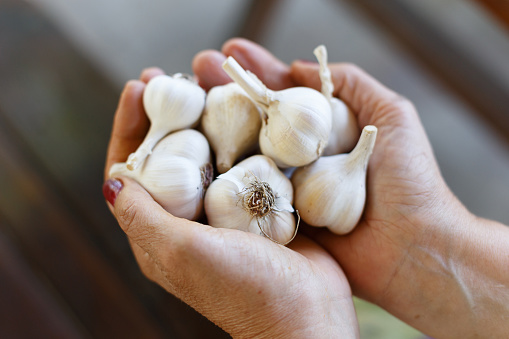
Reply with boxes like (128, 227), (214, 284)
(104, 38), (509, 338)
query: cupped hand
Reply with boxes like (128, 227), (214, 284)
(193, 38), (485, 337)
(103, 67), (359, 338)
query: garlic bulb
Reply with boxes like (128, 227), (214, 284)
(201, 82), (262, 173)
(314, 45), (360, 156)
(110, 129), (213, 221)
(291, 125), (377, 234)
(126, 73), (206, 170)
(204, 155), (296, 245)
(222, 56), (332, 168)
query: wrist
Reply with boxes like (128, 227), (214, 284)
(227, 289), (359, 339)
(372, 187), (509, 337)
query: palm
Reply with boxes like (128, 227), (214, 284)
(193, 40), (437, 295)
(130, 223), (354, 336)
(192, 39), (450, 302)
(312, 107), (448, 300)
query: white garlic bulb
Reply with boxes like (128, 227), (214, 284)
(222, 56), (332, 168)
(110, 129), (213, 221)
(126, 73), (206, 170)
(201, 82), (262, 173)
(313, 45), (360, 156)
(291, 125), (377, 235)
(204, 155), (296, 245)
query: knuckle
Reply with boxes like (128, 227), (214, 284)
(389, 94), (414, 111)
(340, 62), (362, 73)
(379, 94), (417, 122)
(117, 198), (139, 235)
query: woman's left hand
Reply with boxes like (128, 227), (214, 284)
(103, 67), (359, 338)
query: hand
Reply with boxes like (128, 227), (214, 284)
(193, 38), (509, 338)
(103, 68), (359, 338)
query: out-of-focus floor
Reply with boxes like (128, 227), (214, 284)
(1, 0), (508, 338)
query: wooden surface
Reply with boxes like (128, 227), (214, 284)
(0, 2), (228, 338)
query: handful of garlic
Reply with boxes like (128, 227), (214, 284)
(110, 44), (375, 244)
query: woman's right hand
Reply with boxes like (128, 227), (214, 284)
(194, 38), (509, 338)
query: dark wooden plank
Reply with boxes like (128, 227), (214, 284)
(0, 112), (167, 339)
(0, 227), (85, 339)
(340, 0), (509, 146)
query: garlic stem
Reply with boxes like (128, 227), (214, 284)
(348, 125), (377, 169)
(222, 57), (270, 111)
(126, 127), (167, 170)
(313, 45), (333, 102)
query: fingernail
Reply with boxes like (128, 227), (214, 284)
(102, 179), (123, 206)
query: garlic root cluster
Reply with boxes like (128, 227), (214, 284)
(109, 44), (376, 244)
(205, 155), (296, 245)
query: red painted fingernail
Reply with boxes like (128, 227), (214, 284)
(102, 179), (123, 206)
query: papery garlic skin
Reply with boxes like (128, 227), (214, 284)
(126, 73), (206, 170)
(201, 82), (261, 173)
(222, 56), (332, 168)
(291, 125), (377, 234)
(204, 155), (296, 244)
(110, 129), (213, 221)
(313, 45), (360, 156)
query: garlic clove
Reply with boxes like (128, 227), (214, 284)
(291, 125), (377, 234)
(110, 129), (213, 221)
(201, 82), (262, 173)
(126, 73), (206, 171)
(222, 56), (332, 168)
(205, 154), (296, 245)
(313, 45), (360, 156)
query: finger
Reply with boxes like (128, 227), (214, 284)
(139, 67), (165, 83)
(104, 80), (150, 179)
(290, 61), (413, 127)
(221, 38), (295, 90)
(192, 50), (231, 91)
(105, 177), (202, 258)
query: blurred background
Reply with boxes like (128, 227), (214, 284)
(1, 0), (508, 338)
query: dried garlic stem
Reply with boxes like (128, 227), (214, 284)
(348, 125), (377, 170)
(313, 45), (334, 102)
(222, 57), (270, 111)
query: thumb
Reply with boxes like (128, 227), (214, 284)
(102, 177), (198, 257)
